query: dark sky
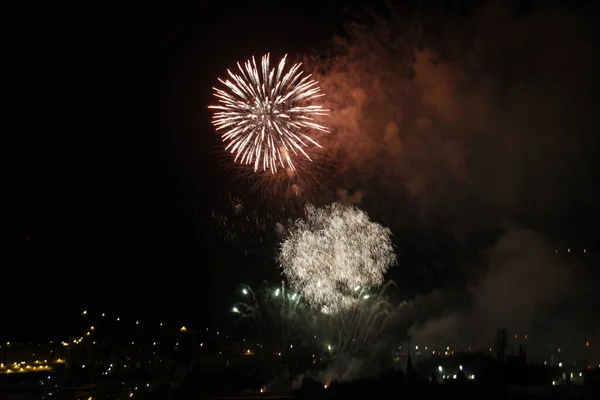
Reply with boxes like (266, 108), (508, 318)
(10, 0), (600, 341)
(10, 1), (350, 339)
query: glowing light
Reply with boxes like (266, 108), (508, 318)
(279, 203), (396, 313)
(231, 282), (307, 352)
(209, 53), (329, 173)
(180, 326), (187, 332)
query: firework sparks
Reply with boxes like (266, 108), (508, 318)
(210, 193), (270, 246)
(209, 53), (329, 173)
(278, 203), (397, 313)
(316, 282), (408, 358)
(231, 280), (411, 380)
(232, 282), (309, 349)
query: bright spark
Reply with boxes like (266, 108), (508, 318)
(209, 53), (329, 173)
(278, 203), (396, 313)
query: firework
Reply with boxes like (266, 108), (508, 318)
(209, 53), (329, 173)
(278, 202), (397, 313)
(225, 148), (337, 205)
(314, 282), (410, 381)
(210, 193), (269, 246)
(232, 282), (310, 349)
(315, 282), (408, 356)
(209, 191), (300, 254)
(231, 280), (412, 381)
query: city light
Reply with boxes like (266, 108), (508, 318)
(0, 362), (53, 375)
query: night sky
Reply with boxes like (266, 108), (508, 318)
(10, 0), (600, 342)
(11, 1), (349, 339)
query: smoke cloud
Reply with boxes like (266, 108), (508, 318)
(407, 225), (598, 360)
(302, 0), (600, 360)
(308, 0), (599, 236)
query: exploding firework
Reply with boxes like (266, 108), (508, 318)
(231, 282), (312, 349)
(315, 282), (410, 380)
(226, 148), (337, 206)
(230, 280), (412, 382)
(316, 282), (408, 357)
(209, 53), (329, 173)
(278, 202), (397, 313)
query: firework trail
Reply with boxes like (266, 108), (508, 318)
(232, 282), (311, 349)
(316, 282), (408, 356)
(209, 54), (329, 173)
(230, 280), (412, 384)
(209, 149), (339, 250)
(210, 193), (270, 246)
(225, 148), (338, 207)
(284, 281), (413, 384)
(278, 202), (397, 313)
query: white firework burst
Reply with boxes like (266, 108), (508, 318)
(278, 202), (397, 313)
(209, 53), (329, 173)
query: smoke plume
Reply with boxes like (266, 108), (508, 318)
(308, 0), (599, 237)
(303, 0), (600, 360)
(407, 225), (598, 360)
